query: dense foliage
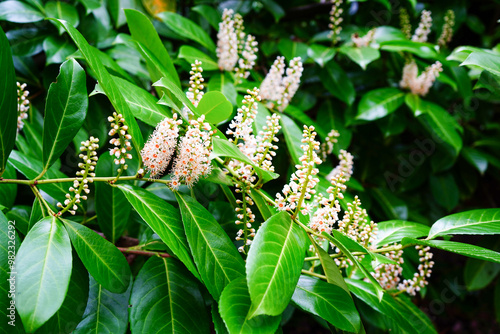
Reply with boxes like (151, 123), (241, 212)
(1, 0), (500, 333)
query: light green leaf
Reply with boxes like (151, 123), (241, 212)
(63, 219), (131, 293)
(311, 240), (350, 293)
(292, 275), (360, 332)
(42, 59), (87, 175)
(428, 209), (500, 239)
(117, 184), (199, 280)
(0, 1), (45, 23)
(197, 91), (233, 124)
(16, 217), (72, 333)
(45, 1), (79, 35)
(219, 277), (281, 334)
(307, 44), (336, 67)
(175, 192), (245, 300)
(461, 50), (500, 77)
(356, 88), (404, 121)
(374, 220), (430, 247)
(178, 45), (219, 71)
(380, 40), (439, 59)
(319, 60), (355, 105)
(208, 72), (237, 106)
(247, 212), (307, 317)
(130, 256), (209, 334)
(43, 36), (76, 65)
(153, 75), (196, 114)
(280, 114), (303, 165)
(339, 46), (380, 70)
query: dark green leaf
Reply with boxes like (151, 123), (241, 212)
(178, 45), (219, 71)
(319, 60), (355, 105)
(428, 209), (500, 239)
(45, 1), (79, 35)
(277, 39), (308, 62)
(280, 114), (303, 165)
(0, 1), (45, 23)
(261, 0), (285, 22)
(197, 91), (233, 124)
(374, 220), (430, 247)
(464, 257), (500, 291)
(461, 147), (488, 174)
(356, 88), (404, 121)
(370, 188), (408, 220)
(0, 163), (17, 208)
(43, 36), (77, 65)
(429, 173), (459, 211)
(249, 189), (277, 221)
(6, 28), (46, 57)
(192, 5), (221, 30)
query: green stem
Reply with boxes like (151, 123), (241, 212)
(301, 269), (327, 280)
(303, 244), (408, 262)
(30, 185), (55, 216)
(117, 247), (171, 258)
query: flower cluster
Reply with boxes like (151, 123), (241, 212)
(400, 60), (443, 96)
(186, 60), (204, 107)
(17, 82), (30, 132)
(328, 0), (344, 45)
(351, 28), (376, 47)
(141, 114), (182, 178)
(216, 9), (258, 81)
(373, 249), (404, 290)
(253, 113), (281, 172)
(320, 129), (340, 160)
(57, 137), (99, 215)
(399, 8), (412, 39)
(412, 10), (432, 42)
(398, 245), (435, 295)
(260, 56), (304, 112)
(170, 115), (214, 189)
(275, 126), (321, 216)
(438, 9), (455, 47)
(327, 149), (354, 183)
(234, 186), (256, 253)
(108, 112), (133, 172)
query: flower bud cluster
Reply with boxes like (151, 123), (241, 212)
(253, 113), (281, 172)
(57, 137), (99, 216)
(320, 129), (340, 160)
(235, 34), (259, 80)
(400, 60), (443, 96)
(327, 149), (354, 183)
(373, 249), (404, 290)
(438, 10), (455, 48)
(227, 88), (260, 157)
(328, 0), (344, 45)
(351, 28), (376, 48)
(275, 126), (321, 216)
(141, 114), (182, 178)
(398, 245), (435, 295)
(234, 186), (256, 253)
(170, 115), (214, 189)
(108, 112), (133, 172)
(260, 56), (303, 112)
(412, 10), (432, 42)
(17, 82), (30, 132)
(186, 60), (204, 107)
(400, 8), (412, 39)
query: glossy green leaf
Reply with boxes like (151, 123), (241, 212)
(95, 155), (131, 243)
(117, 184), (199, 280)
(380, 40), (439, 59)
(6, 205), (30, 236)
(461, 50), (500, 77)
(197, 91), (233, 124)
(74, 275), (131, 334)
(292, 275), (360, 332)
(178, 45), (219, 71)
(370, 188), (408, 220)
(429, 173), (459, 212)
(277, 39), (309, 62)
(212, 302), (229, 334)
(247, 212), (307, 317)
(208, 72), (237, 105)
(50, 19), (144, 155)
(249, 189), (277, 221)
(192, 5), (221, 29)
(43, 36), (76, 65)
(283, 105), (328, 139)
(157, 12), (216, 52)
(319, 60), (355, 105)
(0, 163), (17, 208)
(16, 217), (72, 333)
(125, 9), (180, 88)
(464, 257), (500, 291)
(0, 1), (45, 23)
(42, 59), (87, 174)
(130, 256), (209, 334)
(153, 75), (196, 114)
(462, 147), (488, 174)
(0, 27), (17, 177)
(219, 277), (281, 334)
(339, 46), (380, 70)
(374, 220), (430, 247)
(45, 1), (79, 35)
(393, 295), (437, 334)
(63, 219), (131, 293)
(311, 240), (350, 293)
(280, 114), (303, 165)
(77, 0), (101, 13)
(307, 44), (336, 67)
(175, 192), (245, 300)
(403, 238), (500, 263)
(356, 88), (404, 121)
(428, 208), (500, 239)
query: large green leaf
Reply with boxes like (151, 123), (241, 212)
(63, 219), (131, 293)
(117, 184), (199, 280)
(0, 1), (45, 23)
(380, 40), (439, 59)
(307, 44), (336, 68)
(42, 59), (87, 174)
(0, 163), (17, 208)
(356, 88), (404, 121)
(45, 1), (79, 35)
(130, 257), (209, 334)
(74, 275), (131, 334)
(339, 46), (380, 70)
(157, 12), (216, 52)
(374, 220), (430, 247)
(461, 50), (500, 77)
(178, 45), (219, 71)
(464, 257), (500, 291)
(292, 275), (360, 332)
(208, 72), (237, 106)
(280, 114), (304, 165)
(50, 19), (144, 156)
(153, 75), (196, 114)
(16, 217), (72, 333)
(0, 26), (17, 176)
(428, 209), (500, 239)
(219, 277), (281, 334)
(311, 240), (350, 293)
(43, 36), (77, 65)
(175, 192), (245, 300)
(319, 60), (355, 105)
(95, 155), (131, 243)
(246, 212), (307, 317)
(197, 91), (233, 124)
(402, 238), (500, 263)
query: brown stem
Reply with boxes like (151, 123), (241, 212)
(117, 247), (171, 258)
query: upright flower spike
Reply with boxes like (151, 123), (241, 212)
(412, 10), (432, 42)
(17, 82), (30, 132)
(186, 60), (205, 107)
(399, 8), (412, 39)
(170, 115), (214, 189)
(438, 10), (455, 48)
(234, 184), (256, 254)
(321, 129), (340, 160)
(108, 112), (133, 173)
(141, 114), (182, 178)
(278, 57), (304, 112)
(217, 9), (239, 71)
(328, 0), (344, 45)
(253, 113), (281, 172)
(260, 56), (286, 107)
(400, 60), (443, 96)
(327, 149), (354, 182)
(56, 137), (99, 216)
(398, 245), (435, 295)
(235, 34), (258, 81)
(351, 28), (376, 48)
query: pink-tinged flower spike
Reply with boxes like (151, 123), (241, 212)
(17, 82), (30, 132)
(260, 56), (286, 108)
(235, 34), (258, 82)
(351, 28), (376, 48)
(438, 10), (455, 48)
(57, 137), (99, 216)
(321, 129), (340, 160)
(275, 126), (322, 217)
(373, 249), (404, 290)
(217, 9), (239, 71)
(400, 60), (443, 96)
(278, 57), (304, 112)
(141, 114), (182, 178)
(328, 0), (344, 45)
(170, 115), (214, 189)
(108, 112), (133, 173)
(398, 245), (435, 295)
(412, 10), (432, 42)
(327, 149), (354, 183)
(399, 8), (412, 39)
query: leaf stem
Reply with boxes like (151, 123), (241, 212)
(117, 247), (172, 258)
(301, 269), (327, 280)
